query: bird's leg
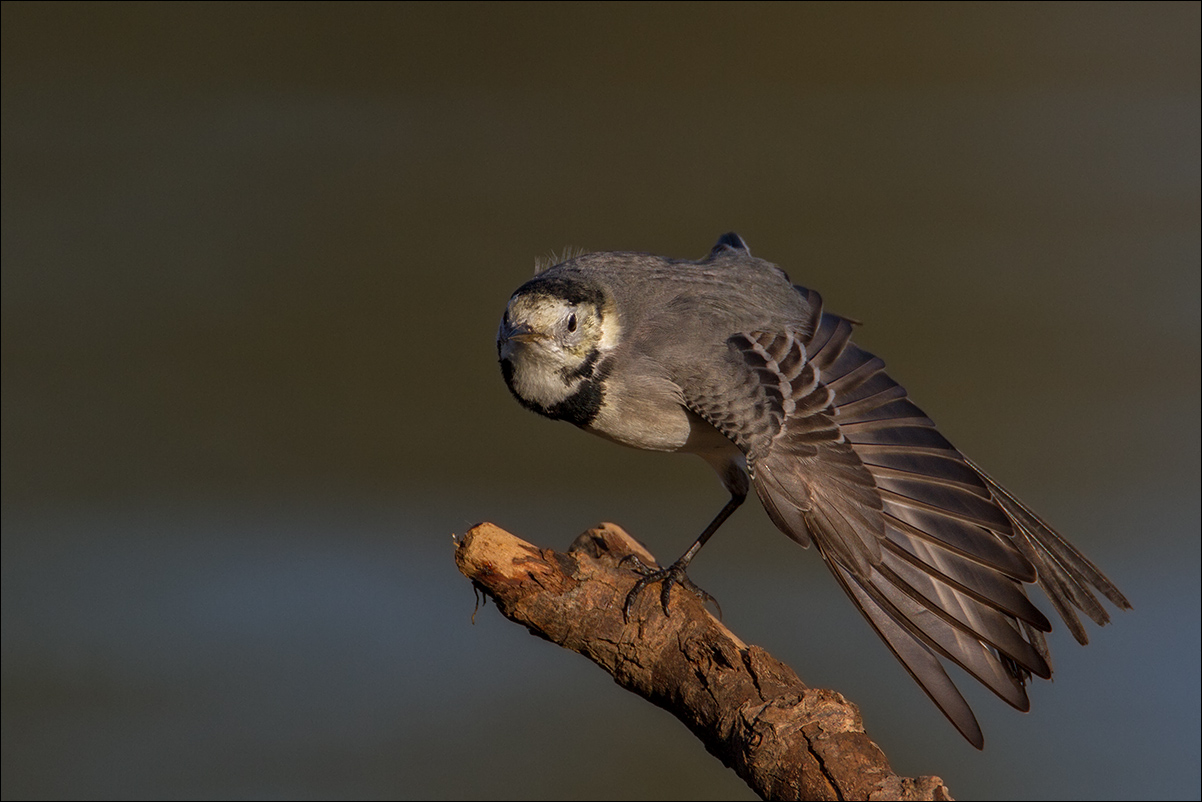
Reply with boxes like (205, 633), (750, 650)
(622, 490), (746, 621)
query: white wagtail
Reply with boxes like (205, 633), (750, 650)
(496, 233), (1129, 748)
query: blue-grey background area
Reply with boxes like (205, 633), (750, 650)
(2, 3), (1199, 799)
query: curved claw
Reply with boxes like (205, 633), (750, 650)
(621, 560), (723, 622)
(619, 553), (658, 576)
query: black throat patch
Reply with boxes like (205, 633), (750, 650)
(500, 347), (610, 428)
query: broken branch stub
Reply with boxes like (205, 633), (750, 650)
(454, 521), (951, 802)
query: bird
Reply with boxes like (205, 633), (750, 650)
(495, 232), (1130, 748)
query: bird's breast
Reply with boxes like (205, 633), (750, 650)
(584, 370), (696, 452)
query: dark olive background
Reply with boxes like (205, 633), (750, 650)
(2, 3), (1198, 799)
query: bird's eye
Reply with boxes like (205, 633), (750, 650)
(566, 313), (578, 333)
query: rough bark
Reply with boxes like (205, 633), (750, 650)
(454, 521), (953, 801)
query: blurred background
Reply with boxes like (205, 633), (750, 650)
(2, 3), (1198, 799)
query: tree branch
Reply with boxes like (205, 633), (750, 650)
(454, 521), (952, 801)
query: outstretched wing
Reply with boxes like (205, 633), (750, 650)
(682, 286), (1127, 747)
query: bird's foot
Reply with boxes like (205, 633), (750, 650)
(621, 555), (722, 622)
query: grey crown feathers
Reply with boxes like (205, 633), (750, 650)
(496, 233), (1129, 748)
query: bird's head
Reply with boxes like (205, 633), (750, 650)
(497, 274), (617, 420)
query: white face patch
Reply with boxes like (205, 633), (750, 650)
(595, 299), (622, 353)
(499, 291), (615, 411)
